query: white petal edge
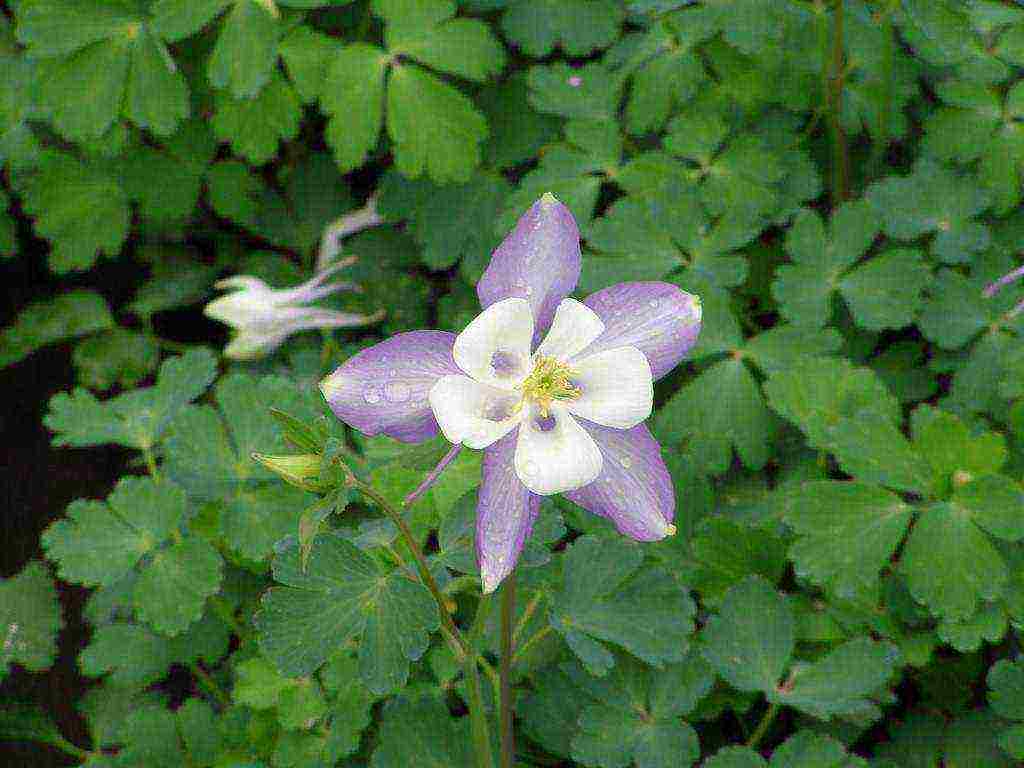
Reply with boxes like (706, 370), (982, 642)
(567, 346), (653, 429)
(533, 298), (605, 361)
(453, 297), (534, 389)
(514, 404), (603, 495)
(429, 375), (523, 449)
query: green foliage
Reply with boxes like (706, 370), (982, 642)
(5, 0), (1024, 765)
(0, 563), (62, 680)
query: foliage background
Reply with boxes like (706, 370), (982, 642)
(3, 0), (1024, 766)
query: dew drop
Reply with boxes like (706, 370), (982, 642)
(620, 456), (632, 469)
(521, 459), (539, 478)
(363, 387), (382, 404)
(384, 381), (410, 403)
(649, 298), (660, 309)
(389, 368), (398, 377)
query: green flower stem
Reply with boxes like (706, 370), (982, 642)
(511, 591), (543, 645)
(746, 702), (780, 749)
(341, 465), (495, 768)
(464, 649), (496, 768)
(827, 0), (848, 204)
(190, 662), (230, 707)
(500, 572), (516, 768)
(343, 471), (467, 655)
(143, 447), (160, 480)
(511, 625), (552, 665)
(45, 734), (91, 761)
(871, 0), (897, 170)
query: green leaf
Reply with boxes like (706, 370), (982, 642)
(43, 477), (185, 588)
(764, 356), (900, 447)
(866, 160), (990, 265)
(683, 516), (787, 605)
(838, 248), (931, 331)
(952, 475), (1024, 541)
(772, 202), (879, 326)
(133, 536), (224, 635)
(212, 74), (301, 164)
(19, 153), (130, 272)
(768, 731), (865, 767)
(124, 26), (190, 135)
(705, 747), (766, 768)
(571, 652), (709, 768)
(988, 659), (1024, 758)
(0, 290), (113, 368)
(910, 404), (1007, 495)
(116, 705), (183, 768)
(502, 0), (624, 57)
(163, 373), (318, 561)
(45, 348), (218, 450)
(118, 145), (204, 224)
(550, 535), (696, 676)
(477, 74), (561, 170)
(79, 623), (176, 687)
(0, 562), (62, 678)
(321, 44), (388, 172)
(901, 502), (1009, 621)
(387, 64), (488, 182)
(72, 328), (160, 391)
(527, 62), (623, 121)
(151, 0), (232, 42)
(390, 18), (506, 81)
(701, 576), (793, 694)
(206, 160), (262, 226)
(654, 355), (777, 475)
(782, 481), (913, 600)
(255, 533), (439, 693)
(821, 411), (933, 494)
(207, 0), (280, 98)
(279, 25), (341, 103)
(772, 637), (900, 720)
(370, 696), (477, 768)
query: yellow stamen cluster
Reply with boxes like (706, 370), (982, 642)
(516, 355), (581, 417)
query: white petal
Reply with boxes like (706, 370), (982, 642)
(453, 298), (534, 388)
(429, 375), (523, 449)
(533, 298), (605, 361)
(514, 404), (602, 495)
(567, 346), (653, 429)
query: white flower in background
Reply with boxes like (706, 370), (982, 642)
(316, 193), (385, 272)
(204, 257), (383, 359)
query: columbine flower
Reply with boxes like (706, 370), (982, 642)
(205, 257), (383, 359)
(984, 263), (1024, 318)
(320, 193), (702, 593)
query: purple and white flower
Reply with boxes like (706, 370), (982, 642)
(320, 193), (702, 593)
(205, 257), (384, 360)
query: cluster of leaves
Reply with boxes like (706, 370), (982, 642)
(4, 0), (1024, 767)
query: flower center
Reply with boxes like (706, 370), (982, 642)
(516, 355), (581, 417)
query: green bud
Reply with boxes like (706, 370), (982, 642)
(252, 453), (323, 491)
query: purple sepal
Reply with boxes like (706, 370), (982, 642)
(477, 194), (582, 346)
(320, 330), (460, 443)
(476, 429), (540, 593)
(565, 422), (675, 541)
(580, 282), (702, 380)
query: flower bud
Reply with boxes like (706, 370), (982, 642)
(252, 453), (323, 491)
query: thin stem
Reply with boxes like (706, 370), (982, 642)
(143, 447), (159, 479)
(827, 0), (849, 204)
(871, 0), (896, 170)
(511, 592), (542, 645)
(499, 573), (516, 768)
(511, 625), (553, 665)
(190, 662), (230, 706)
(746, 703), (781, 749)
(404, 443), (463, 507)
(464, 651), (496, 768)
(344, 470), (468, 657)
(46, 734), (90, 761)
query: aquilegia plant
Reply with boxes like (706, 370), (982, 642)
(320, 193), (702, 593)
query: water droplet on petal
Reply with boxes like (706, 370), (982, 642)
(620, 456), (632, 469)
(649, 298), (660, 309)
(521, 459), (538, 478)
(384, 381), (410, 403)
(363, 387), (381, 404)
(389, 368), (398, 377)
